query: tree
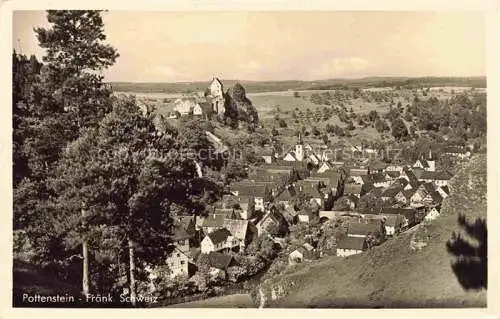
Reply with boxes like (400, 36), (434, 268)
(271, 126), (279, 136)
(391, 118), (409, 140)
(333, 196), (353, 211)
(14, 10), (119, 269)
(51, 96), (200, 301)
(278, 118), (287, 128)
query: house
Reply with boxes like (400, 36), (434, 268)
(288, 243), (318, 264)
(319, 210), (351, 221)
(394, 190), (408, 204)
(344, 183), (363, 198)
(368, 160), (388, 173)
(201, 213), (226, 234)
(275, 186), (297, 210)
(380, 207), (417, 228)
(424, 206), (440, 221)
(283, 134), (306, 162)
(418, 171), (452, 187)
(296, 180), (329, 208)
(261, 148), (276, 164)
(205, 131), (229, 154)
(318, 162), (333, 173)
(386, 165), (404, 172)
(347, 220), (384, 238)
(256, 209), (288, 237)
(165, 226), (191, 278)
(297, 206), (318, 224)
(173, 97), (201, 116)
(207, 251), (234, 271)
(230, 181), (269, 211)
(436, 185), (450, 199)
(223, 219), (252, 249)
(444, 146), (471, 159)
(413, 156), (435, 172)
(381, 186), (403, 202)
(220, 194), (255, 220)
(200, 228), (239, 254)
(205, 77), (226, 116)
(369, 173), (392, 188)
(336, 237), (366, 257)
(380, 214), (406, 236)
(349, 168), (369, 177)
(310, 170), (343, 197)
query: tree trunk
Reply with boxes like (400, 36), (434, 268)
(82, 208), (89, 295)
(128, 238), (137, 306)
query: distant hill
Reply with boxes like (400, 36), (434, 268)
(255, 153), (487, 308)
(109, 76), (486, 94)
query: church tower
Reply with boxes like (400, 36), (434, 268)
(295, 133), (304, 161)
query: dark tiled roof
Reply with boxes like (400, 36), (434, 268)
(207, 228), (231, 245)
(208, 251), (233, 269)
(230, 181), (268, 197)
(337, 236), (366, 250)
(439, 185), (450, 195)
(381, 186), (403, 198)
(348, 221), (382, 236)
(275, 186), (297, 202)
(349, 168), (369, 176)
(202, 214), (226, 228)
(310, 170), (341, 186)
(172, 225), (191, 240)
(420, 171), (452, 181)
(381, 214), (406, 228)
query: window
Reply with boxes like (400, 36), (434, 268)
(180, 261), (185, 265)
(177, 253), (181, 257)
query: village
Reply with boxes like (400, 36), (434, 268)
(141, 78), (476, 303)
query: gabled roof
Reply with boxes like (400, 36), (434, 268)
(370, 172), (389, 184)
(403, 188), (417, 199)
(310, 170), (341, 186)
(386, 171), (401, 178)
(381, 186), (403, 198)
(223, 219), (249, 242)
(202, 214), (226, 228)
(206, 228), (231, 245)
(348, 221), (382, 236)
(172, 225), (191, 241)
(275, 186), (297, 202)
(230, 181), (268, 197)
(380, 207), (416, 224)
(439, 185), (450, 195)
(208, 251), (233, 270)
(337, 236), (366, 250)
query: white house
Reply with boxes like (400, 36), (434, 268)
(200, 228), (239, 254)
(165, 227), (191, 278)
(424, 207), (440, 221)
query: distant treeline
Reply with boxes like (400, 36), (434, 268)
(109, 76), (486, 94)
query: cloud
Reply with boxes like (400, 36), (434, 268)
(310, 57), (371, 79)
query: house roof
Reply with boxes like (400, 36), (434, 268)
(310, 170), (341, 186)
(297, 180), (323, 198)
(420, 171), (452, 181)
(370, 172), (389, 184)
(275, 186), (297, 202)
(349, 168), (369, 176)
(348, 221), (382, 236)
(439, 185), (450, 195)
(386, 171), (401, 178)
(381, 186), (403, 198)
(403, 188), (417, 199)
(345, 194), (360, 205)
(202, 214), (226, 228)
(214, 208), (239, 219)
(368, 160), (388, 171)
(230, 181), (268, 197)
(223, 219), (249, 242)
(172, 225), (191, 241)
(337, 236), (366, 250)
(380, 207), (416, 224)
(208, 251), (233, 270)
(206, 228), (231, 245)
(345, 183), (363, 195)
(444, 146), (469, 154)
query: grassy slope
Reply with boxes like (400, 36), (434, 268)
(259, 153), (487, 308)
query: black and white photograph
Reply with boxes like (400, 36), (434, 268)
(4, 3), (497, 313)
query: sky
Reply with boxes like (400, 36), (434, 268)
(12, 11), (486, 82)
